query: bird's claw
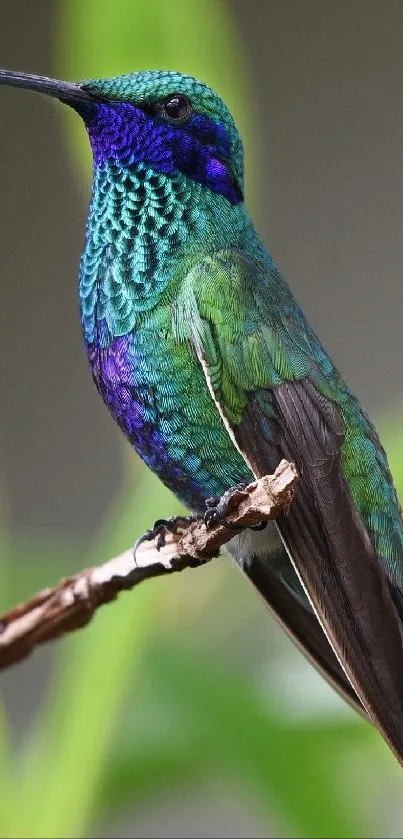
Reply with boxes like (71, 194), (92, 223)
(135, 513), (201, 554)
(204, 481), (267, 532)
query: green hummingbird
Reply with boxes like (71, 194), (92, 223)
(1, 67), (403, 765)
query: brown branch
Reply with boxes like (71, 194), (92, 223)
(0, 460), (298, 671)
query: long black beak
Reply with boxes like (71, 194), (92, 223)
(0, 69), (95, 105)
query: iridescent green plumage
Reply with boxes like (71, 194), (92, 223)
(2, 66), (403, 765)
(174, 248), (403, 579)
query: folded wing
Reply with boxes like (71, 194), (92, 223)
(174, 248), (403, 763)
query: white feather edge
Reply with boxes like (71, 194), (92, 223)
(195, 343), (366, 710)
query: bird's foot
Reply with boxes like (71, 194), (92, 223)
(204, 482), (267, 532)
(135, 513), (202, 553)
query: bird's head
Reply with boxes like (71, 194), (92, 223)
(0, 68), (244, 205)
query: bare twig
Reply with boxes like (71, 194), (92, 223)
(0, 460), (297, 671)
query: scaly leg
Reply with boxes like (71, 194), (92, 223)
(135, 513), (202, 553)
(204, 482), (267, 531)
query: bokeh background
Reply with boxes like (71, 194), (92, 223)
(1, 1), (403, 836)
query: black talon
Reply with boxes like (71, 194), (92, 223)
(205, 495), (221, 509)
(203, 481), (267, 533)
(204, 508), (243, 530)
(233, 481), (250, 493)
(134, 513), (202, 555)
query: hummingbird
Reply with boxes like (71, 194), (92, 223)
(2, 67), (403, 765)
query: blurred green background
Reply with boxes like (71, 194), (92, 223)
(1, 0), (403, 836)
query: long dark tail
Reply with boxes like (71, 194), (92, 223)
(238, 545), (366, 719)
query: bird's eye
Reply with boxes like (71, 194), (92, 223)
(162, 94), (191, 122)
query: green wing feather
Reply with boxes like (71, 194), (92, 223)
(174, 248), (403, 762)
(174, 248), (403, 578)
